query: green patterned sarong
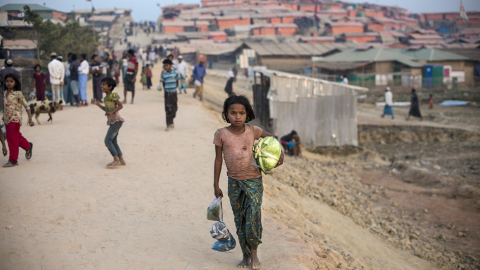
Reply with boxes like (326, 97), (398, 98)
(228, 177), (263, 256)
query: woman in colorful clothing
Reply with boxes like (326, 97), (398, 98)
(32, 64), (46, 101)
(91, 77), (126, 168)
(2, 74), (35, 167)
(213, 95), (283, 269)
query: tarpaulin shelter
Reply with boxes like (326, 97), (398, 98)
(252, 68), (368, 147)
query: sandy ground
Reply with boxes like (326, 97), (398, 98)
(0, 63), (324, 269)
(1, 59), (441, 269)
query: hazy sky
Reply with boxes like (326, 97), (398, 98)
(2, 0), (479, 21)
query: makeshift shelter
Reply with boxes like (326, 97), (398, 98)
(252, 68), (368, 147)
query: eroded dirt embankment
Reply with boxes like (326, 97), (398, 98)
(359, 125), (480, 144)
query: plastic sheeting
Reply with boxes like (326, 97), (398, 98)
(254, 68), (367, 147)
(439, 100), (470, 106)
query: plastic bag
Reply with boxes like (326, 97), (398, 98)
(210, 221), (236, 252)
(212, 234), (236, 252)
(194, 80), (202, 87)
(157, 83), (162, 91)
(207, 197), (223, 221)
(210, 221), (230, 240)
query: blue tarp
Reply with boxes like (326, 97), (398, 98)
(439, 100), (470, 106)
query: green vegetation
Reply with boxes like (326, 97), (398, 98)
(23, 5), (99, 62)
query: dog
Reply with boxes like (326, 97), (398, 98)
(29, 99), (65, 125)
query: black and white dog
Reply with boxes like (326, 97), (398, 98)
(29, 99), (65, 125)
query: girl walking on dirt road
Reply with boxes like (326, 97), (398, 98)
(2, 74), (35, 167)
(213, 95), (283, 269)
(91, 77), (126, 168)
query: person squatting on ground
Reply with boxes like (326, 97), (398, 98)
(2, 74), (34, 167)
(192, 60), (206, 101)
(48, 52), (65, 102)
(381, 87), (394, 119)
(160, 59), (179, 132)
(91, 77), (126, 168)
(90, 54), (104, 103)
(176, 55), (188, 94)
(280, 130), (302, 157)
(78, 53), (90, 106)
(123, 49), (138, 104)
(213, 95), (284, 270)
(407, 88), (422, 121)
(32, 64), (46, 101)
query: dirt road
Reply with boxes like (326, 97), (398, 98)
(0, 60), (440, 269)
(0, 64), (324, 269)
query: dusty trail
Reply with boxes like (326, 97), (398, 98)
(0, 64), (318, 270)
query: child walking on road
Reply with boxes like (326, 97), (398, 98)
(2, 74), (35, 167)
(213, 95), (283, 269)
(91, 77), (126, 168)
(160, 59), (179, 132)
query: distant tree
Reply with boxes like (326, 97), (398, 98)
(23, 5), (99, 62)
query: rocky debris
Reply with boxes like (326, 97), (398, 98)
(270, 156), (479, 270)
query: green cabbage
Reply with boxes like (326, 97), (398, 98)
(253, 137), (282, 174)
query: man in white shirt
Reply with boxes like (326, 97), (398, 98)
(381, 87), (394, 119)
(141, 51), (147, 67)
(77, 53), (90, 106)
(48, 52), (65, 101)
(148, 50), (156, 68)
(176, 55), (188, 94)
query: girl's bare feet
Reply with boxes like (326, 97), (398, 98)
(122, 100), (127, 104)
(106, 161), (121, 168)
(251, 249), (261, 269)
(119, 156), (126, 166)
(237, 255), (251, 268)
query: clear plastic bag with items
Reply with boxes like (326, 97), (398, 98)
(207, 197), (223, 221)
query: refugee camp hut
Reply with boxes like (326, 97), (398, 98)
(244, 42), (356, 73)
(252, 68), (368, 147)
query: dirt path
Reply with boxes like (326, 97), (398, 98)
(0, 64), (323, 269)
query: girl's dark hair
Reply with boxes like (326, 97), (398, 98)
(34, 64), (42, 71)
(101, 77), (116, 91)
(222, 95), (255, 123)
(4, 73), (21, 91)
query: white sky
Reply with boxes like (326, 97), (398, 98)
(1, 0), (479, 21)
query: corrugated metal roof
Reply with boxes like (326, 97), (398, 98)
(0, 4), (54, 12)
(401, 48), (469, 61)
(245, 42), (356, 57)
(319, 48), (424, 67)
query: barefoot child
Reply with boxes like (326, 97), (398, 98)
(2, 74), (35, 167)
(91, 77), (126, 168)
(213, 95), (283, 269)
